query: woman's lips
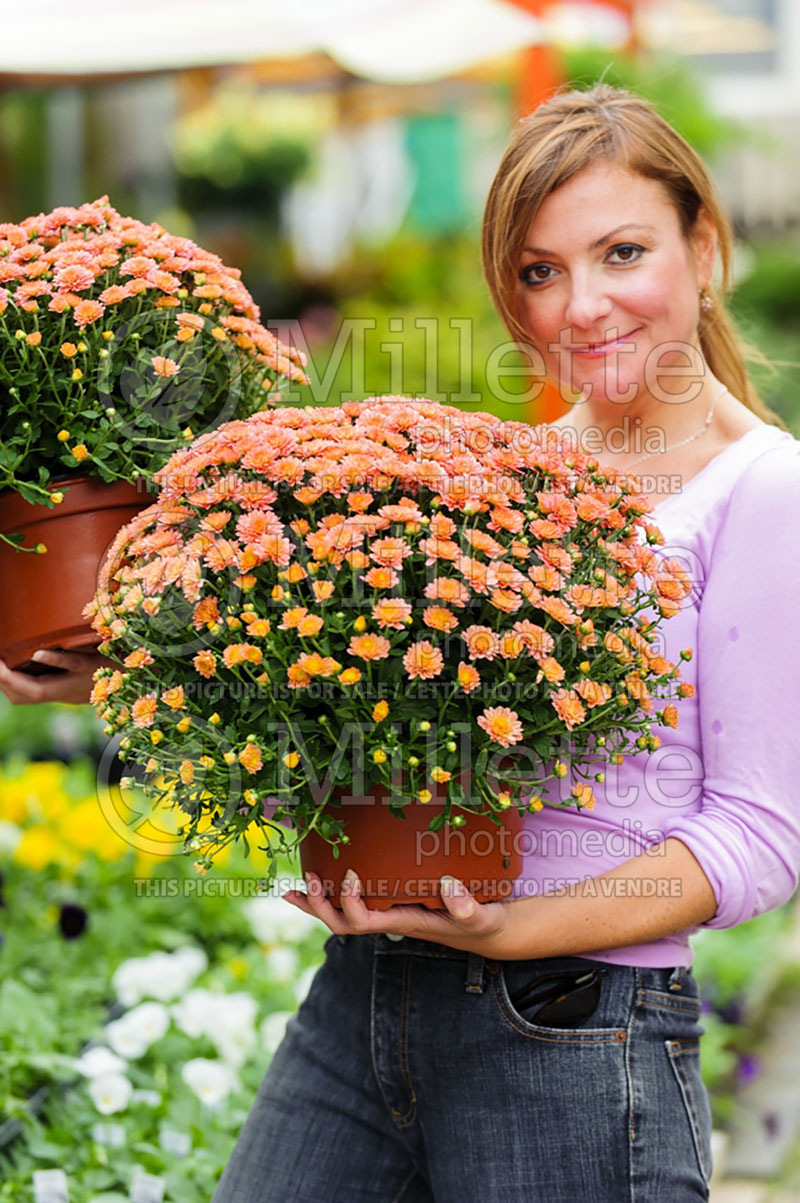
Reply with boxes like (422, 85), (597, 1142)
(571, 328), (642, 357)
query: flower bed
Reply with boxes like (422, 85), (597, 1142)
(0, 759), (326, 1202)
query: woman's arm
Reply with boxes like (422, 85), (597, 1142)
(0, 648), (112, 706)
(290, 836), (717, 960)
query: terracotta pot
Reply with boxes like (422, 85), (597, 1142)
(0, 474), (154, 671)
(299, 769), (526, 911)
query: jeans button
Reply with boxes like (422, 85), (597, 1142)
(385, 933), (405, 942)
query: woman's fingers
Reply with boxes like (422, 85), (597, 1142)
(31, 647), (94, 671)
(0, 648), (106, 705)
(0, 655), (47, 704)
(281, 870), (498, 949)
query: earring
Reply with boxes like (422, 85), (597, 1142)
(699, 287), (713, 314)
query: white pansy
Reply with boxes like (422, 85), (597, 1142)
(243, 891), (323, 944)
(171, 945), (208, 982)
(172, 989), (258, 1066)
(171, 988), (215, 1039)
(88, 1071), (133, 1115)
(264, 945), (299, 981)
(106, 1002), (170, 1058)
(294, 965), (320, 1005)
(0, 822), (22, 854)
(181, 1058), (240, 1107)
(131, 1088), (162, 1107)
(259, 1010), (294, 1055)
(213, 1024), (257, 1069)
(75, 1046), (128, 1078)
(111, 945), (208, 1006)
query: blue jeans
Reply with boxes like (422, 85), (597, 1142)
(211, 933), (713, 1201)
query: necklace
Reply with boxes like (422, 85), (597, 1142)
(622, 382), (728, 470)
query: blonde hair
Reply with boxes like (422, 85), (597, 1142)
(481, 82), (785, 427)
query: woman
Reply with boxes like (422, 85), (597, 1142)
(209, 84), (800, 1202)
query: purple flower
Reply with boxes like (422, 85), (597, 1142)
(737, 1053), (761, 1085)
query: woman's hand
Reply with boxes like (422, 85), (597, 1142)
(0, 648), (114, 706)
(282, 870), (517, 958)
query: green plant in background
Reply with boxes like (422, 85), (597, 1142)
(171, 87), (325, 221)
(561, 48), (746, 158)
(690, 904), (799, 1127)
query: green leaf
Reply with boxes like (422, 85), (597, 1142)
(14, 481), (49, 506)
(427, 812), (446, 832)
(0, 980), (57, 1044)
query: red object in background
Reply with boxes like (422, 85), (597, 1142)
(0, 475), (153, 672)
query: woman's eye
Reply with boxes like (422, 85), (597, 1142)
(520, 263), (555, 286)
(607, 243), (644, 264)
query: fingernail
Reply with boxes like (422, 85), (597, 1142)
(343, 868), (361, 895)
(440, 875), (465, 897)
(32, 651), (46, 661)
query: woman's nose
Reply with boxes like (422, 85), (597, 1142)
(563, 276), (613, 331)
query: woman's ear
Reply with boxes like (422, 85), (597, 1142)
(692, 206), (719, 290)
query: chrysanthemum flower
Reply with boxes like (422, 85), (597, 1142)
(152, 356), (179, 378)
(193, 650), (217, 679)
(132, 694), (158, 728)
(372, 598), (412, 629)
(457, 662), (480, 693)
(72, 299), (105, 327)
(239, 744), (263, 773)
(550, 689), (587, 731)
(574, 679), (612, 708)
(477, 706), (524, 747)
(403, 640), (444, 680)
(462, 625), (499, 660)
(296, 614), (324, 637)
(348, 633), (391, 661)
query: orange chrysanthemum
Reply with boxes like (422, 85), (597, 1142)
(348, 633), (391, 661)
(457, 662), (481, 694)
(239, 743), (263, 774)
(403, 640), (444, 680)
(422, 605), (459, 633)
(193, 650), (217, 679)
(132, 694), (158, 728)
(372, 598), (412, 629)
(550, 689), (587, 731)
(462, 625), (499, 660)
(152, 356), (179, 378)
(476, 706), (524, 747)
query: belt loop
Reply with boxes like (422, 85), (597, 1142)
(668, 965), (684, 992)
(465, 951), (485, 994)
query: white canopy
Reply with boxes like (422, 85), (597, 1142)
(1, 0), (630, 82)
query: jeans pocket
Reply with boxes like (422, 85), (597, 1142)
(493, 963), (628, 1043)
(665, 1038), (714, 1189)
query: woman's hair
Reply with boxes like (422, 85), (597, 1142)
(481, 82), (785, 427)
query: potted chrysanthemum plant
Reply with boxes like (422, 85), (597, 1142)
(0, 196), (307, 670)
(83, 398), (693, 909)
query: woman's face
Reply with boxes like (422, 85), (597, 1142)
(515, 160), (717, 409)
